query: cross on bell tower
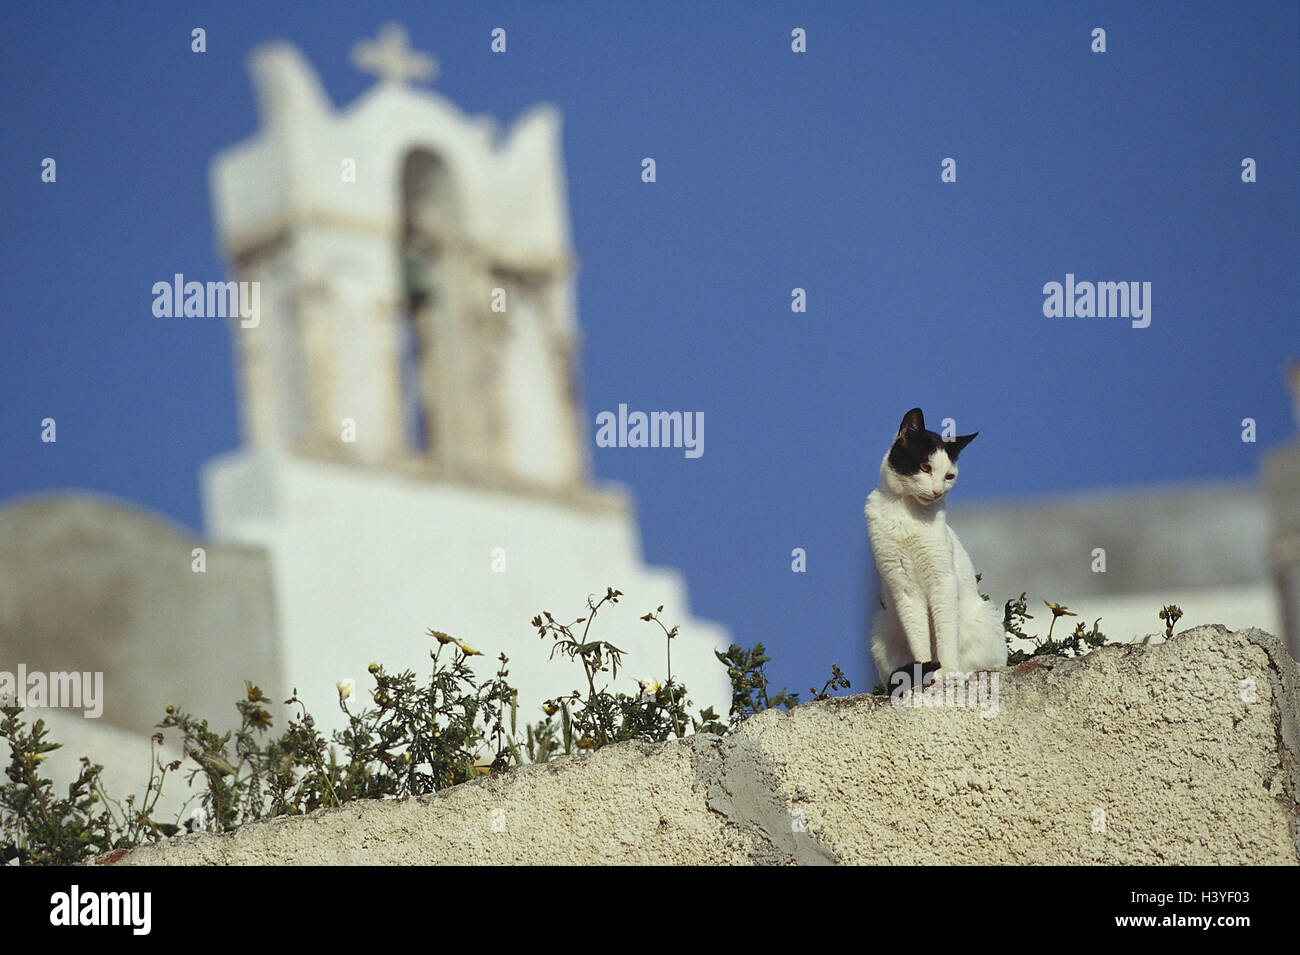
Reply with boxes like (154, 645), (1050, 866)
(351, 23), (438, 86)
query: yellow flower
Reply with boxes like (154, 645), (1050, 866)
(337, 678), (357, 702)
(1043, 602), (1077, 618)
(427, 630), (457, 645)
(576, 737), (597, 750)
(245, 682), (269, 703)
(457, 641), (483, 656)
(542, 703), (559, 716)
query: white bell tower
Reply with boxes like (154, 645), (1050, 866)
(201, 26), (731, 729)
(210, 24), (587, 485)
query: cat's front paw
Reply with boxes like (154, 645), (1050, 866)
(887, 661), (941, 695)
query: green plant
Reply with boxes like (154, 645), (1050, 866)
(1004, 593), (1109, 664)
(129, 637), (517, 841)
(2, 586), (791, 864)
(714, 643), (801, 722)
(529, 588), (729, 753)
(811, 664), (851, 701)
(1158, 605), (1183, 640)
(0, 705), (178, 864)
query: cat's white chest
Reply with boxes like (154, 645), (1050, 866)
(866, 489), (950, 546)
(865, 489), (958, 589)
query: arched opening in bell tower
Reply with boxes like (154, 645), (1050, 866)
(399, 148), (460, 455)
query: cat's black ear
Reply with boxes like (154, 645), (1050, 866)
(947, 432), (979, 459)
(898, 408), (925, 437)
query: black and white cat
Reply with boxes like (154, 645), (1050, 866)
(865, 408), (1005, 687)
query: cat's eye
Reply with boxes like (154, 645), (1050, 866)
(920, 464), (931, 473)
(946, 473), (955, 480)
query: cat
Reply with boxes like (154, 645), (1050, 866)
(864, 408), (1005, 690)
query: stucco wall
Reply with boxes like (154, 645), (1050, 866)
(109, 624), (1299, 865)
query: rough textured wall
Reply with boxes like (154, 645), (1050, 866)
(111, 625), (1299, 865)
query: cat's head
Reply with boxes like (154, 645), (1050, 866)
(882, 408), (978, 506)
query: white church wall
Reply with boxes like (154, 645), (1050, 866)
(202, 450), (732, 737)
(501, 285), (573, 485)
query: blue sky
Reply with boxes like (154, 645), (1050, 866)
(1, 1), (1296, 697)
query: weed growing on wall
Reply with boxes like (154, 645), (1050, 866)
(1, 587), (819, 864)
(1, 585), (1187, 864)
